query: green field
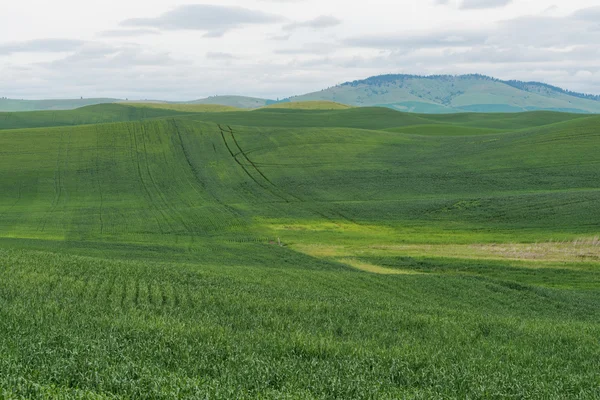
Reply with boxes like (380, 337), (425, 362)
(262, 101), (353, 110)
(0, 104), (599, 398)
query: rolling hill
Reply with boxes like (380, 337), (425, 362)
(261, 100), (352, 110)
(287, 74), (600, 114)
(0, 98), (121, 112)
(186, 95), (275, 109)
(0, 104), (599, 397)
(5, 74), (600, 114)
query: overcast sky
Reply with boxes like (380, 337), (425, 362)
(1, 0), (600, 100)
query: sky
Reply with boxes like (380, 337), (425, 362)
(1, 0), (600, 100)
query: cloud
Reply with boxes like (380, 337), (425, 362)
(206, 52), (238, 60)
(344, 29), (489, 49)
(3, 3), (600, 101)
(270, 33), (293, 41)
(345, 6), (600, 51)
(322, 5), (600, 95)
(0, 39), (84, 55)
(121, 4), (284, 38)
(571, 6), (600, 21)
(40, 43), (186, 70)
(275, 42), (338, 55)
(97, 29), (160, 38)
(460, 0), (512, 9)
(284, 15), (341, 31)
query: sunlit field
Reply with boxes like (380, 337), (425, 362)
(1, 104), (599, 398)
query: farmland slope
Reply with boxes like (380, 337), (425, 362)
(0, 107), (599, 398)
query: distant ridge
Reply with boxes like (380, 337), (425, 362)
(0, 98), (120, 112)
(342, 74), (600, 102)
(260, 101), (351, 110)
(186, 95), (275, 109)
(4, 74), (600, 114)
(286, 74), (600, 114)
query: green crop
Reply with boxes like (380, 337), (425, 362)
(0, 105), (598, 398)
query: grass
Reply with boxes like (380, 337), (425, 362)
(0, 98), (120, 112)
(122, 102), (244, 112)
(186, 95), (274, 109)
(0, 104), (194, 130)
(262, 101), (353, 110)
(0, 105), (598, 398)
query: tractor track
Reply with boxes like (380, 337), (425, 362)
(129, 123), (168, 234)
(219, 124), (360, 227)
(95, 126), (105, 235)
(171, 119), (247, 231)
(218, 124), (290, 203)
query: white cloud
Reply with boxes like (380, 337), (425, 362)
(283, 15), (342, 31)
(460, 0), (512, 10)
(0, 39), (84, 55)
(1, 0), (600, 99)
(120, 4), (284, 38)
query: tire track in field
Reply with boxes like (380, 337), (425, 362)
(226, 125), (358, 225)
(133, 278), (140, 307)
(172, 119), (248, 233)
(0, 181), (24, 226)
(95, 126), (105, 235)
(128, 123), (167, 234)
(171, 120), (220, 234)
(105, 274), (116, 307)
(222, 125), (358, 227)
(139, 123), (193, 233)
(39, 130), (70, 232)
(219, 124), (292, 204)
(227, 125), (286, 190)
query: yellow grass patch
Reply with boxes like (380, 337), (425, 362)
(265, 221), (394, 235)
(338, 258), (421, 275)
(293, 237), (600, 267)
(261, 101), (352, 110)
(369, 238), (600, 263)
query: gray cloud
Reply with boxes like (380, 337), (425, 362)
(571, 6), (600, 21)
(344, 29), (489, 49)
(0, 39), (84, 55)
(270, 33), (293, 41)
(317, 5), (600, 95)
(3, 3), (600, 101)
(284, 16), (341, 31)
(98, 29), (160, 38)
(344, 6), (600, 51)
(275, 42), (338, 55)
(206, 52), (238, 60)
(460, 0), (512, 9)
(121, 5), (284, 38)
(41, 43), (186, 70)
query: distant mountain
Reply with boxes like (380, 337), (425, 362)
(4, 74), (600, 114)
(285, 74), (600, 114)
(0, 98), (121, 112)
(186, 96), (275, 109)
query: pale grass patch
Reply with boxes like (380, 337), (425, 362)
(470, 237), (600, 262)
(265, 221), (395, 234)
(338, 258), (422, 275)
(293, 237), (600, 266)
(293, 244), (348, 257)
